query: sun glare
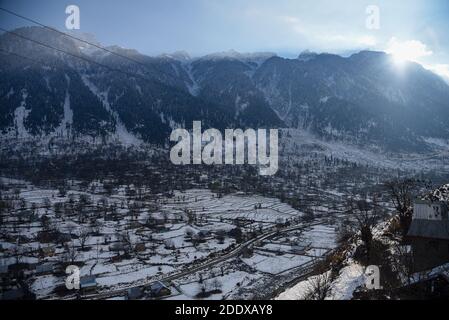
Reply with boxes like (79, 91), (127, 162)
(386, 37), (433, 66)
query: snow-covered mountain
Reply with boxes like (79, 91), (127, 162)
(0, 27), (280, 145)
(1, 26), (449, 151)
(254, 51), (449, 151)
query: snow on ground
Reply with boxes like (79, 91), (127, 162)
(410, 262), (449, 284)
(13, 90), (30, 139)
(276, 271), (331, 300)
(166, 189), (303, 223)
(175, 269), (260, 300)
(95, 265), (175, 287)
(2, 177), (349, 300)
(242, 252), (312, 275)
(302, 225), (337, 249)
(281, 129), (449, 172)
(31, 275), (61, 299)
(2, 181), (318, 298)
(326, 263), (366, 300)
(81, 74), (143, 146)
(184, 63), (201, 96)
(276, 263), (366, 300)
(54, 82), (73, 139)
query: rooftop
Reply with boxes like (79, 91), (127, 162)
(80, 275), (97, 288)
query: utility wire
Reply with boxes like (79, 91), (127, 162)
(0, 26), (163, 103)
(0, 26), (160, 87)
(0, 7), (183, 84)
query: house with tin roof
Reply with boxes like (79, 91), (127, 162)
(407, 185), (449, 271)
(80, 275), (97, 292)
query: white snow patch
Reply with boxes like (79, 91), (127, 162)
(81, 75), (143, 146)
(326, 263), (366, 300)
(276, 271), (332, 300)
(319, 96), (330, 104)
(55, 75), (73, 138)
(184, 63), (201, 96)
(423, 137), (449, 149)
(14, 90), (30, 139)
(276, 263), (366, 300)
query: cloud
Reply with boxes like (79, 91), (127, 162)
(384, 37), (449, 83)
(279, 15), (305, 34)
(358, 36), (377, 47)
(385, 37), (433, 62)
(278, 14), (377, 50)
(280, 16), (300, 25)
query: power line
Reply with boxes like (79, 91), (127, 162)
(0, 7), (183, 84)
(0, 26), (159, 88)
(0, 27), (165, 103)
(0, 27), (121, 71)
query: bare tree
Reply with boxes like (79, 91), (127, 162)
(54, 202), (63, 218)
(58, 186), (67, 197)
(390, 244), (414, 287)
(164, 239), (175, 250)
(211, 278), (222, 292)
(347, 196), (381, 260)
(63, 242), (78, 265)
(13, 240), (24, 265)
(337, 218), (355, 245)
(304, 272), (333, 300)
(385, 178), (429, 235)
(78, 228), (90, 250)
(119, 231), (133, 255)
(215, 229), (226, 244)
(90, 219), (102, 235)
(198, 280), (210, 296)
(65, 222), (77, 238)
(185, 228), (194, 239)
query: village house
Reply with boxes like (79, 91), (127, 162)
(126, 287), (143, 300)
(80, 275), (97, 293)
(407, 198), (449, 271)
(35, 263), (55, 276)
(147, 281), (171, 297)
(134, 243), (146, 253)
(40, 246), (56, 258)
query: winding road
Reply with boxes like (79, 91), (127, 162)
(76, 222), (321, 300)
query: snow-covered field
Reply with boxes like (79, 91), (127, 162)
(164, 189), (303, 223)
(1, 180), (339, 299)
(280, 129), (449, 172)
(275, 263), (366, 300)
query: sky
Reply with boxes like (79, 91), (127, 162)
(1, 0), (449, 79)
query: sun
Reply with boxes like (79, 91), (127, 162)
(386, 37), (433, 66)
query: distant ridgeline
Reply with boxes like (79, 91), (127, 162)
(2, 27), (449, 152)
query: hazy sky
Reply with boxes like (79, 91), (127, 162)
(1, 0), (449, 78)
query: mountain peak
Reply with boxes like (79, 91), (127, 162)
(297, 50), (318, 62)
(201, 50), (276, 64)
(158, 51), (191, 61)
(67, 30), (101, 47)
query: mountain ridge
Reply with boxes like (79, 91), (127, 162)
(1, 26), (449, 152)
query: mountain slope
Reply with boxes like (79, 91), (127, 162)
(253, 51), (449, 151)
(0, 27), (280, 145)
(1, 27), (449, 152)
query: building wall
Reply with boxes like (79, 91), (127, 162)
(411, 238), (449, 272)
(414, 203), (447, 221)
